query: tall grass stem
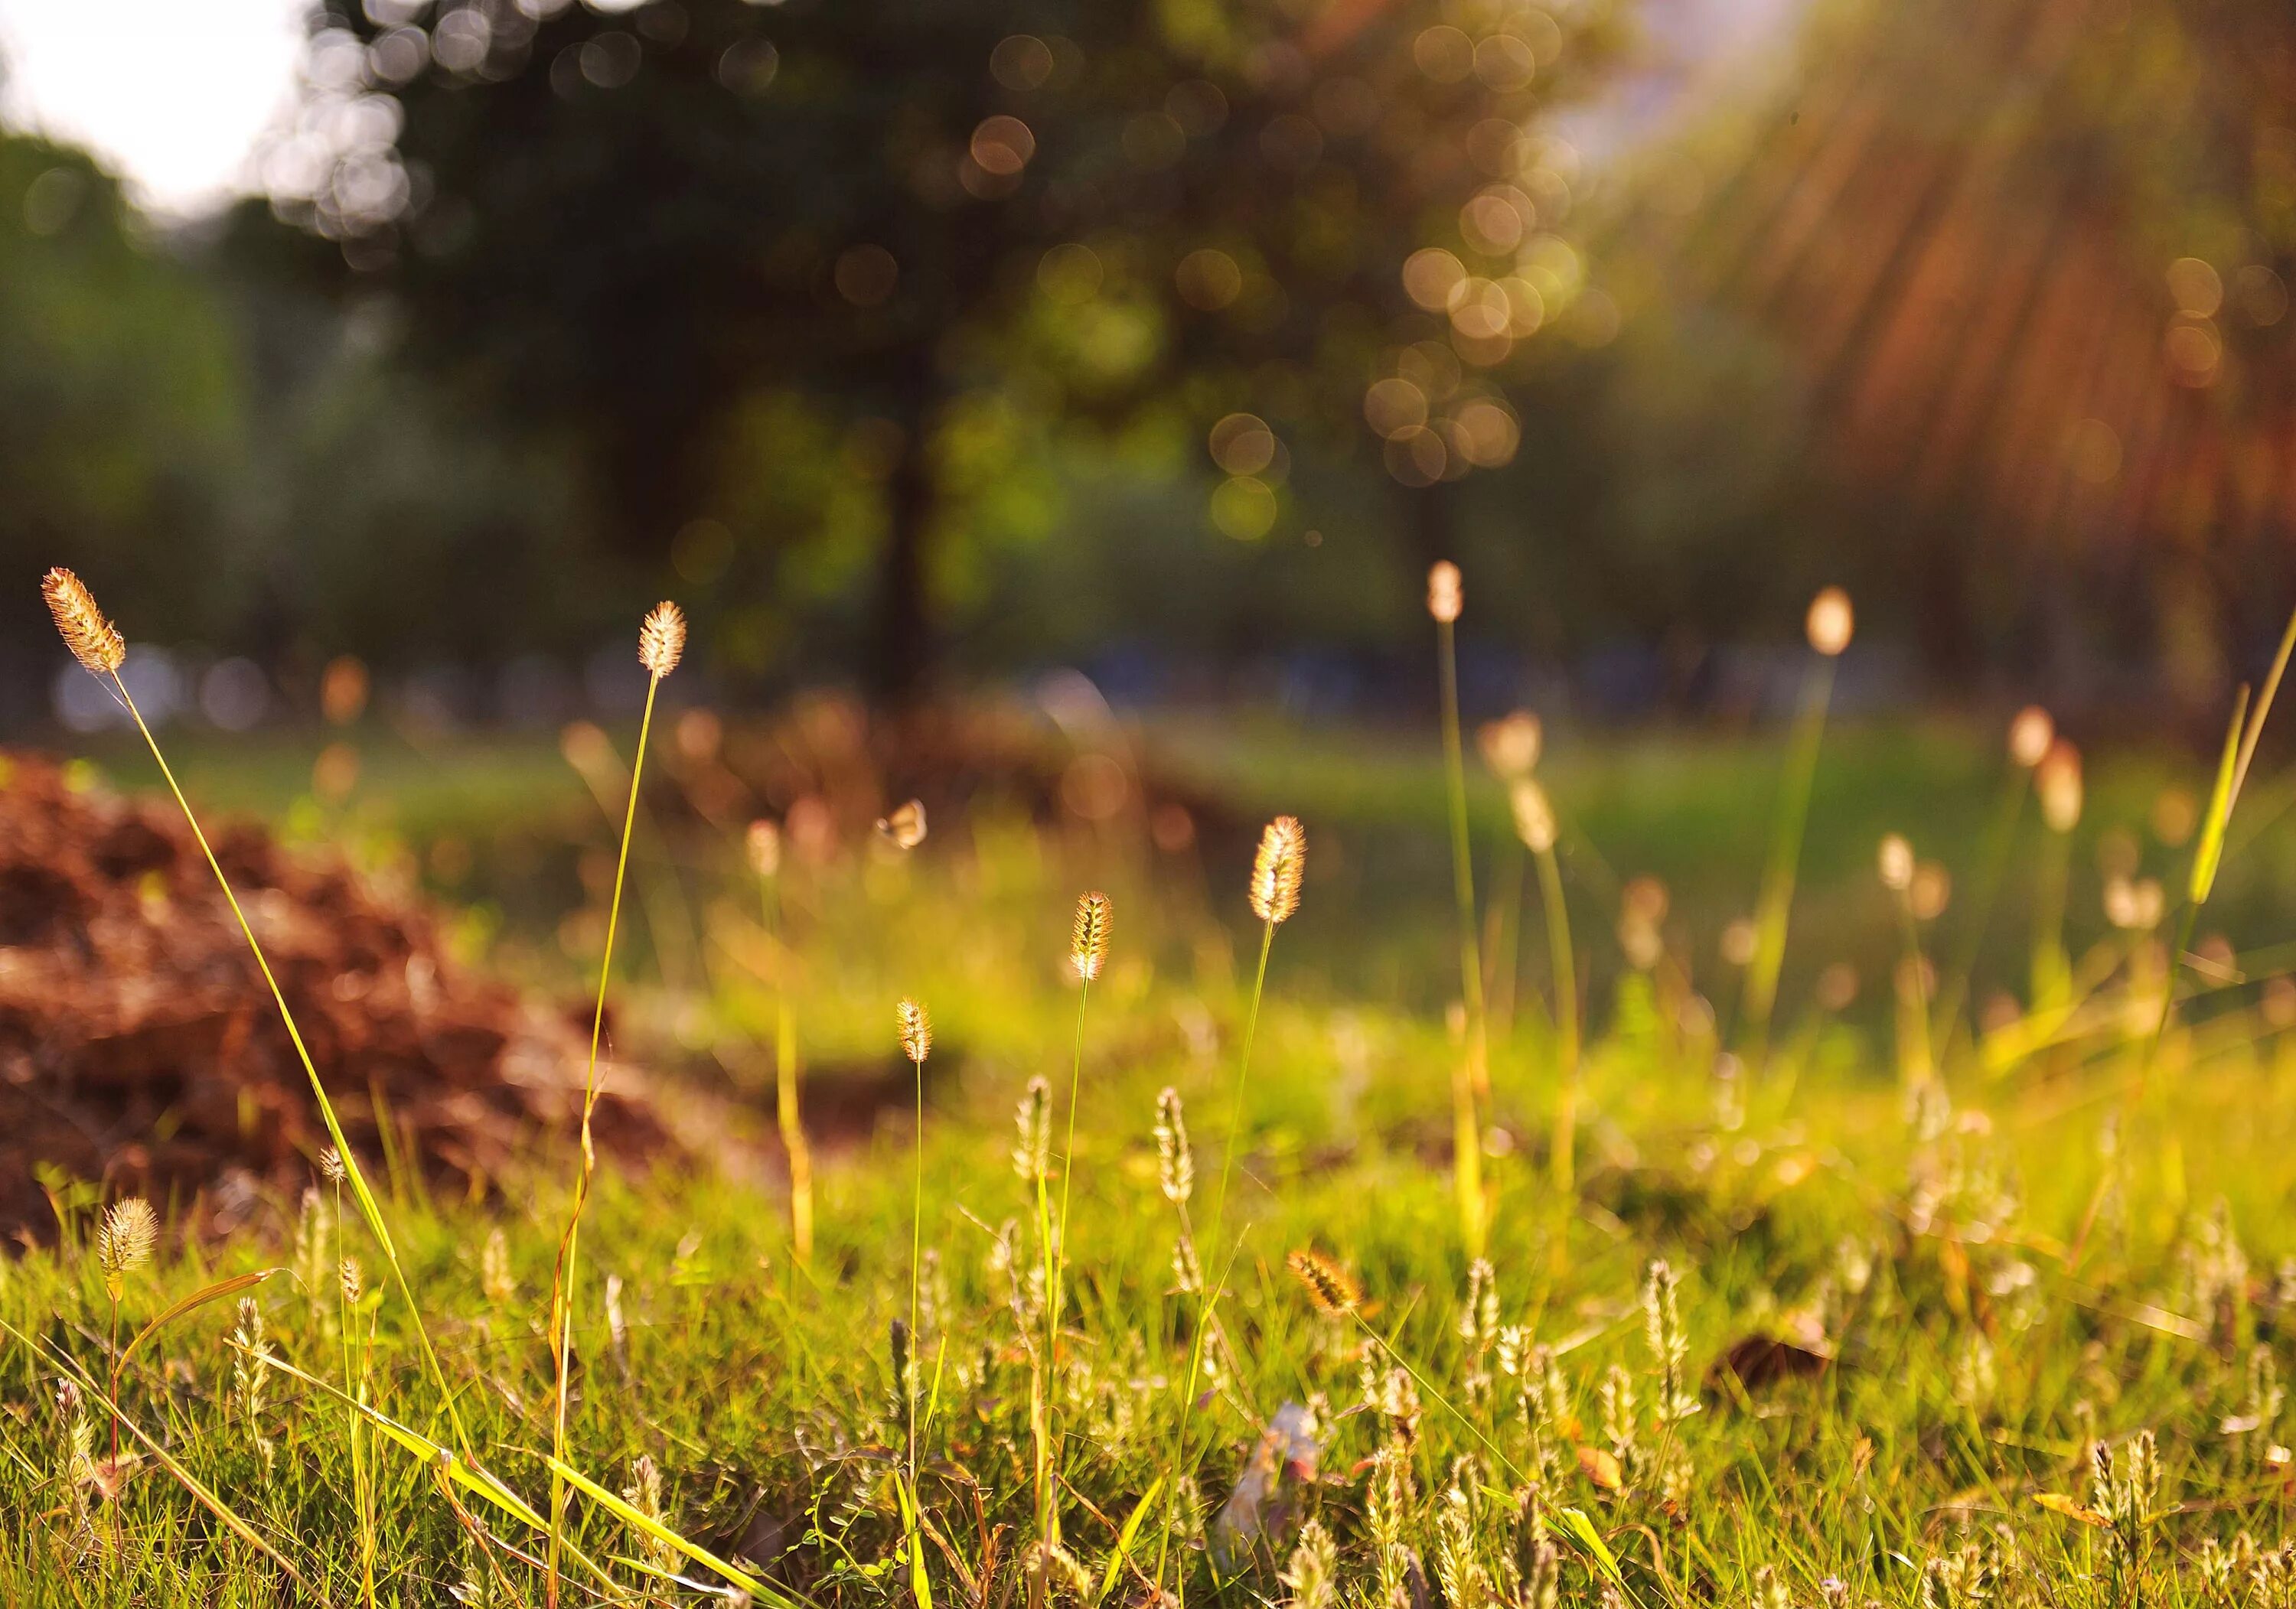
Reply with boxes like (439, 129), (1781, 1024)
(546, 671), (660, 1604)
(1436, 615), (1488, 1255)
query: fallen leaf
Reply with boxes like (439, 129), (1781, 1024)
(1707, 1334), (1832, 1395)
(1576, 1445), (1622, 1490)
(2032, 1492), (2109, 1527)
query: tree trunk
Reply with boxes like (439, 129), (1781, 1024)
(870, 402), (936, 705)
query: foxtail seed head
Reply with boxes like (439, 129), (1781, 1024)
(1509, 778), (1557, 854)
(1153, 1086), (1192, 1205)
(1427, 561), (1463, 624)
(1288, 1249), (1360, 1316)
(42, 568), (125, 677)
(2008, 705), (2055, 769)
(2038, 741), (2083, 834)
(1013, 1076), (1052, 1184)
(1249, 815), (1306, 925)
(1878, 834), (1915, 892)
(1477, 710), (1541, 780)
(1071, 891), (1111, 982)
(1805, 587), (1854, 656)
(746, 819), (782, 878)
(96, 1197), (157, 1301)
(896, 996), (932, 1063)
(638, 601), (686, 679)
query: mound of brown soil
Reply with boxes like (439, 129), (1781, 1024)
(0, 750), (669, 1246)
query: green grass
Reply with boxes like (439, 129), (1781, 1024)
(18, 712), (2296, 1603)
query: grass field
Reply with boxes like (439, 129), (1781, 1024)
(15, 686), (2296, 1607)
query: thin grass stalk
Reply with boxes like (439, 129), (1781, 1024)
(1435, 611), (1488, 1255)
(104, 1282), (122, 1555)
(753, 837), (813, 1267)
(2071, 678), (2267, 1265)
(1743, 653), (1837, 1068)
(2030, 819), (2073, 1015)
(1053, 982), (1090, 1334)
(1157, 915), (1274, 1602)
(333, 1169), (377, 1609)
(1489, 850), (1525, 1036)
(778, 999), (812, 1268)
(1888, 882), (1934, 1092)
(106, 672), (469, 1457)
(1930, 764), (2032, 1065)
(1047, 970), (1096, 1558)
(2128, 688), (2250, 1110)
(896, 995), (934, 1579)
(1532, 840), (1578, 1197)
(914, 1047), (927, 1480)
(548, 666), (665, 1604)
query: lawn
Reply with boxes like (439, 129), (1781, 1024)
(10, 702), (2296, 1606)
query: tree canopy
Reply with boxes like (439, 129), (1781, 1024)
(290, 0), (1623, 694)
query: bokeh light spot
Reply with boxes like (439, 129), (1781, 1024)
(1208, 412), (1276, 476)
(990, 34), (1055, 91)
(2167, 256), (2223, 318)
(970, 116), (1036, 176)
(1365, 377), (1428, 438)
(834, 243), (899, 306)
(1414, 25), (1473, 83)
(1209, 476), (1278, 539)
(1039, 243), (1104, 305)
(717, 39), (778, 94)
(1176, 248), (1243, 311)
(1403, 247), (1467, 311)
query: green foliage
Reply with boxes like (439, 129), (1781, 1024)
(23, 700), (2296, 1600)
(294, 0), (1624, 688)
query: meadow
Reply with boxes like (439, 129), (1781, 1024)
(13, 577), (2296, 1608)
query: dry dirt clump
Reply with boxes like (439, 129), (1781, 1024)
(0, 750), (669, 1245)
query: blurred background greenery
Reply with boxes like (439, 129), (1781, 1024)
(4, 0), (2288, 732)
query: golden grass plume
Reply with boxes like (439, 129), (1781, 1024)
(1476, 710), (1541, 780)
(746, 819), (782, 878)
(43, 567), (126, 676)
(1509, 779), (1557, 854)
(1427, 560), (1463, 624)
(1805, 586), (1854, 656)
(2008, 705), (2055, 769)
(896, 995), (932, 1063)
(1071, 891), (1111, 982)
(1249, 815), (1306, 925)
(638, 601), (687, 679)
(1287, 1248), (1359, 1316)
(2038, 741), (2083, 833)
(96, 1197), (157, 1300)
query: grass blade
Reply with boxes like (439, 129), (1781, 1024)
(2190, 686), (2250, 904)
(119, 1268), (285, 1371)
(1552, 1505), (1635, 1601)
(1094, 1475), (1164, 1606)
(532, 1448), (808, 1607)
(895, 1471), (937, 1609)
(3, 1321), (306, 1588)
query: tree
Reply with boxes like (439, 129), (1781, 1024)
(1602, 0), (2296, 698)
(0, 118), (266, 728)
(288, 0), (1623, 698)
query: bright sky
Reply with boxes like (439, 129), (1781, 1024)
(0, 0), (308, 214)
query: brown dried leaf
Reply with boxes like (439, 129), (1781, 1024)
(1707, 1334), (1833, 1395)
(1577, 1445), (1622, 1490)
(2033, 1492), (2109, 1527)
